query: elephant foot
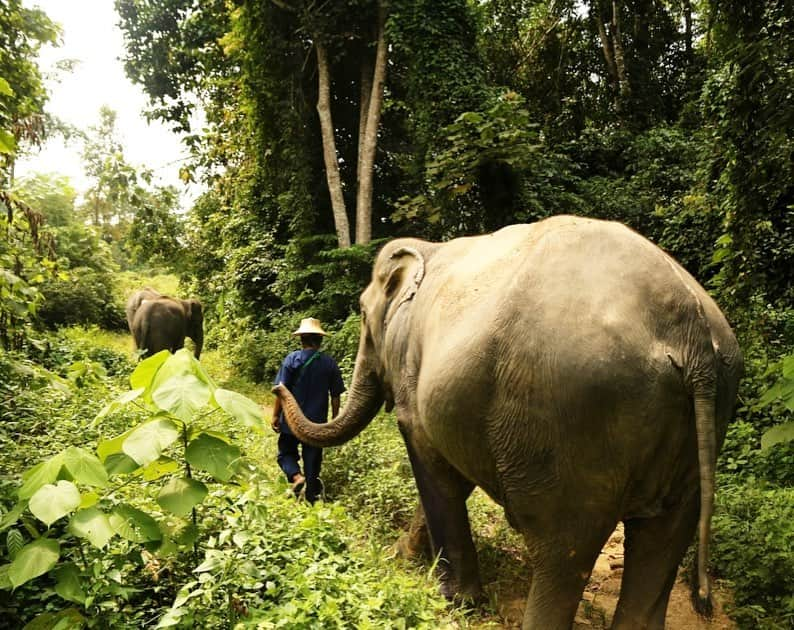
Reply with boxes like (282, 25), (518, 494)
(437, 563), (485, 606)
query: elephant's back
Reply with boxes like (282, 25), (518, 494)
(413, 217), (736, 512)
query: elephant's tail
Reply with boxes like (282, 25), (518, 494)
(691, 375), (717, 618)
(661, 251), (720, 618)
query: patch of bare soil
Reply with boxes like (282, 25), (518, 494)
(573, 524), (734, 629)
(481, 523), (735, 629)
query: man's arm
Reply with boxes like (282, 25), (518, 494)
(331, 396), (340, 419)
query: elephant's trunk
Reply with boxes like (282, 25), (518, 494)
(193, 329), (203, 359)
(273, 363), (383, 448)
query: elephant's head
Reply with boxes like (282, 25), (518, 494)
(274, 240), (429, 447)
(183, 299), (204, 359)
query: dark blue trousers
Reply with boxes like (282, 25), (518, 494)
(277, 423), (323, 503)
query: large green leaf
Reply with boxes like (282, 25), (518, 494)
(157, 477), (208, 516)
(142, 457), (180, 481)
(0, 129), (15, 155)
(62, 447), (108, 488)
(185, 434), (241, 482)
(18, 455), (65, 500)
(761, 421), (794, 450)
(151, 348), (210, 391)
(8, 538), (60, 588)
(69, 507), (114, 549)
(29, 481), (81, 527)
(152, 373), (211, 421)
(54, 563), (86, 605)
(123, 418), (180, 466)
(0, 77), (12, 96)
(103, 453), (140, 476)
(214, 388), (264, 429)
(130, 350), (170, 399)
(109, 505), (161, 542)
(96, 428), (134, 462)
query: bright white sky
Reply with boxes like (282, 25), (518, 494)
(16, 0), (201, 207)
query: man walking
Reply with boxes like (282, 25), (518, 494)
(271, 318), (346, 503)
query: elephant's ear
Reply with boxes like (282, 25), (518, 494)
(383, 246), (425, 328)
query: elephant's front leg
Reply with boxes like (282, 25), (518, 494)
(399, 423), (483, 601)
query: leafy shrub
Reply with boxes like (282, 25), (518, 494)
(158, 484), (456, 629)
(33, 326), (133, 378)
(712, 483), (794, 629)
(37, 268), (125, 330)
(0, 349), (266, 628)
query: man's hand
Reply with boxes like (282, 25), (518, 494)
(271, 416), (280, 433)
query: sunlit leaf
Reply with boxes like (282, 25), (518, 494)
(62, 447), (108, 488)
(0, 129), (15, 155)
(141, 457), (180, 481)
(97, 429), (134, 462)
(213, 388), (264, 429)
(8, 538), (59, 588)
(130, 350), (170, 399)
(69, 507), (114, 549)
(18, 454), (65, 500)
(193, 549), (226, 573)
(123, 418), (180, 466)
(29, 481), (81, 527)
(152, 373), (211, 421)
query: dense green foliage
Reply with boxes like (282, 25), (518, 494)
(1, 0), (793, 627)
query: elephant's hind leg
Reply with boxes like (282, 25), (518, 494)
(520, 518), (614, 630)
(612, 492), (699, 630)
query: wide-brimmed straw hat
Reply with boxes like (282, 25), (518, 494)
(292, 317), (328, 336)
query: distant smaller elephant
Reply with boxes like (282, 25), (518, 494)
(126, 289), (203, 359)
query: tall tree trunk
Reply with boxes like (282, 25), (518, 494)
(595, 1), (630, 115)
(611, 1), (631, 107)
(355, 1), (388, 246)
(357, 54), (373, 187)
(595, 12), (618, 85)
(315, 38), (351, 249)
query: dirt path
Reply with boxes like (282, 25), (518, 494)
(491, 523), (734, 629)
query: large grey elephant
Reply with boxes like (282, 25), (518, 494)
(274, 216), (743, 630)
(126, 288), (204, 359)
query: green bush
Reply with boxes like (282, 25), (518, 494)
(33, 327), (133, 378)
(712, 483), (794, 629)
(156, 483), (456, 629)
(37, 268), (125, 330)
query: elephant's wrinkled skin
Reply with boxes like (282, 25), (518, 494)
(126, 288), (204, 359)
(274, 216), (743, 630)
